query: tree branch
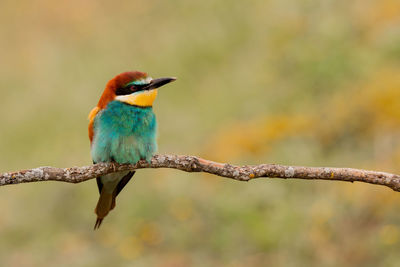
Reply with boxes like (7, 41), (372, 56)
(1, 154), (400, 192)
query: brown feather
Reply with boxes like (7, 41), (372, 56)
(93, 172), (135, 229)
(94, 189), (113, 230)
(97, 71), (148, 109)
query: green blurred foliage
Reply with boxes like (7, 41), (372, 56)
(1, 0), (400, 266)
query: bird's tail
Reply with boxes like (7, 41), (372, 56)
(94, 189), (116, 230)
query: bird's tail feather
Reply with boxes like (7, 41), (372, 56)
(94, 189), (115, 230)
(94, 217), (103, 230)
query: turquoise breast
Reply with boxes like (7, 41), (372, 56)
(91, 100), (157, 164)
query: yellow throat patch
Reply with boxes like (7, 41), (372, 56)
(116, 89), (158, 107)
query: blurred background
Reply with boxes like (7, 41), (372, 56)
(1, 0), (400, 266)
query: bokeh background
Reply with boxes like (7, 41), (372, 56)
(1, 0), (400, 266)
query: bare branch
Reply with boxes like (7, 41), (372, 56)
(1, 154), (400, 192)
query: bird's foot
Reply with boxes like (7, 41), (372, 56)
(140, 156), (152, 165)
(110, 162), (118, 172)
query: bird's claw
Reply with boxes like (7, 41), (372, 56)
(111, 162), (117, 172)
(140, 157), (152, 165)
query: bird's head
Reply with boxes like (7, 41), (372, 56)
(89, 71), (175, 142)
(97, 71), (176, 109)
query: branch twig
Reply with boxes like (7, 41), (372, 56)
(1, 154), (400, 192)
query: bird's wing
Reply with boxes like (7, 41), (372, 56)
(88, 106), (100, 144)
(115, 171), (135, 196)
(96, 175), (103, 194)
(95, 171), (135, 195)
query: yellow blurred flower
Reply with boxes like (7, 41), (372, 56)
(139, 222), (163, 246)
(117, 236), (143, 260)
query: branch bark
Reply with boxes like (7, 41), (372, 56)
(1, 154), (400, 192)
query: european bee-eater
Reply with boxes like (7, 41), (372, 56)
(88, 71), (176, 229)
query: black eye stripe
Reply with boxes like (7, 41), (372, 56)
(115, 83), (150, 96)
(115, 86), (133, 96)
(133, 84), (147, 90)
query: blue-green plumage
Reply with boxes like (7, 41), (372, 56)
(91, 100), (157, 164)
(91, 100), (157, 229)
(90, 71), (175, 229)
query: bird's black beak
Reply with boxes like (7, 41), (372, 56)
(145, 77), (176, 90)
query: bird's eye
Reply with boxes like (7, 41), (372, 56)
(115, 86), (135, 96)
(132, 84), (147, 91)
(116, 82), (149, 96)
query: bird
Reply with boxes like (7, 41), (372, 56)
(88, 71), (176, 229)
